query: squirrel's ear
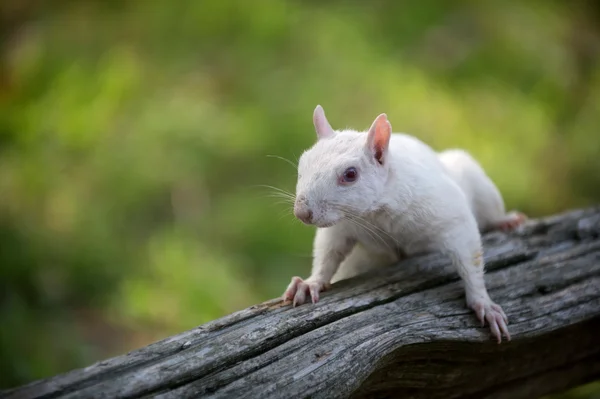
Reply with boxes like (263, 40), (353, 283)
(313, 105), (334, 140)
(366, 113), (392, 165)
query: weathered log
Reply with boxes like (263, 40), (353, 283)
(2, 207), (600, 399)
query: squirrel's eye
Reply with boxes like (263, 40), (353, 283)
(341, 167), (358, 183)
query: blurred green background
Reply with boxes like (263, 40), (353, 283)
(1, 0), (599, 395)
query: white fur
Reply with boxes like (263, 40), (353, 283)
(285, 105), (517, 342)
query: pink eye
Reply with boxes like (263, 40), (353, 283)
(341, 167), (358, 183)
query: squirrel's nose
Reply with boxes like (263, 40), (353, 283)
(294, 195), (313, 224)
(294, 207), (313, 224)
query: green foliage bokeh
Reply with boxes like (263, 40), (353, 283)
(1, 0), (599, 394)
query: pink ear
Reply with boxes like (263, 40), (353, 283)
(313, 105), (334, 139)
(366, 113), (392, 164)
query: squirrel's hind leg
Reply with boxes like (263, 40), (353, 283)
(489, 211), (527, 232)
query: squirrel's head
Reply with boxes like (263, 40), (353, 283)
(294, 105), (392, 228)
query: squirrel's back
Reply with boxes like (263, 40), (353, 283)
(387, 134), (508, 232)
(437, 148), (507, 231)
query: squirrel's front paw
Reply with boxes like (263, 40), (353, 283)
(283, 276), (330, 306)
(469, 299), (510, 343)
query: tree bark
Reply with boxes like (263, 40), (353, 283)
(2, 207), (600, 399)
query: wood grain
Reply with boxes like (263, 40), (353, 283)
(2, 207), (600, 399)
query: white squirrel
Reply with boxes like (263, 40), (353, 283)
(282, 105), (527, 343)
